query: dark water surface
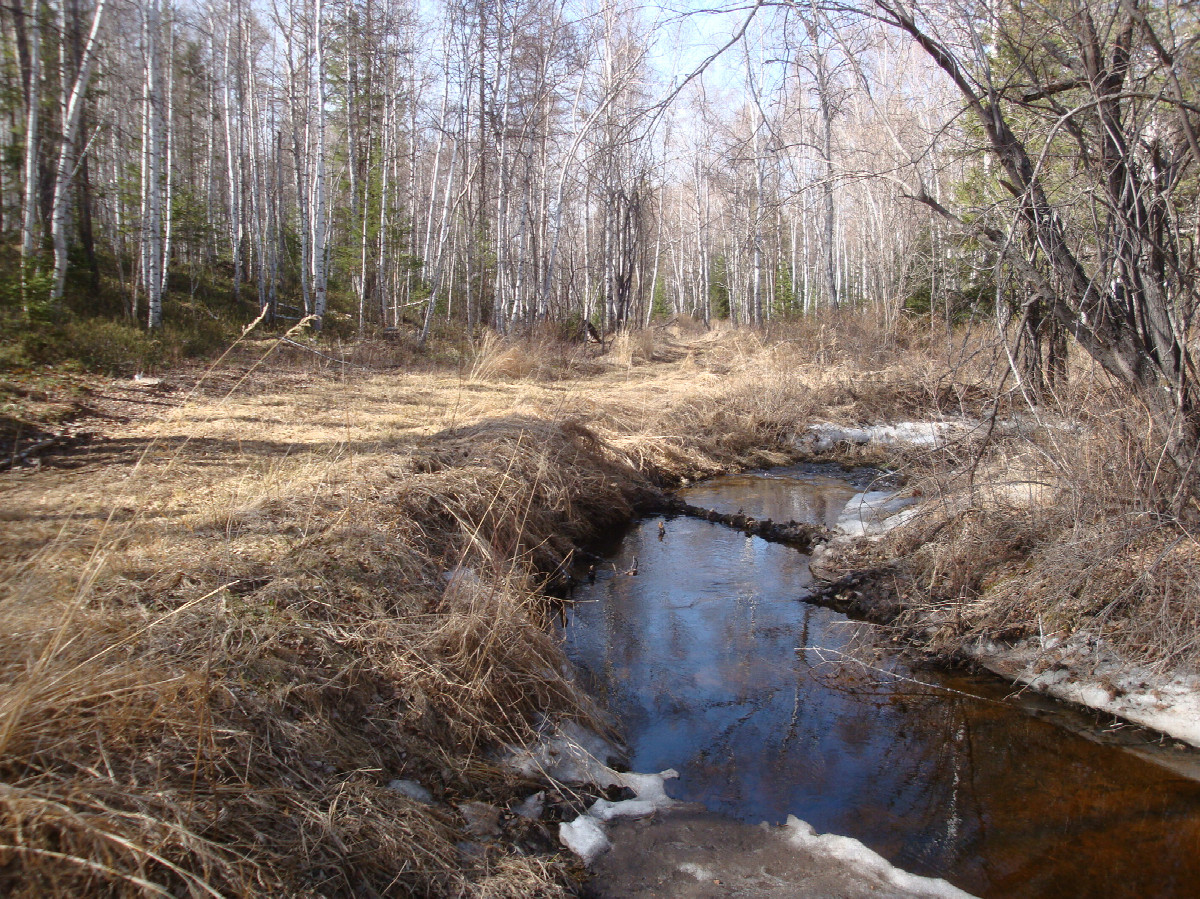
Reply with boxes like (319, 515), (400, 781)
(564, 465), (1200, 898)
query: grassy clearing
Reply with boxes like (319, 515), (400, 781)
(0, 314), (975, 896)
(17, 311), (1186, 894)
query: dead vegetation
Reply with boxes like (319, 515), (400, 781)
(817, 359), (1200, 675)
(3, 315), (965, 897)
(17, 313), (1176, 894)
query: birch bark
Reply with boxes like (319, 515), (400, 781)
(50, 0), (107, 307)
(19, 0), (40, 313)
(309, 0), (328, 327)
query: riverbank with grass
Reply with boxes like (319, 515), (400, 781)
(2, 315), (1197, 895)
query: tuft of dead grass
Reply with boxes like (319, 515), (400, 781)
(606, 329), (658, 367)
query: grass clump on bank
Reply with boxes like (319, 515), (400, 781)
(818, 361), (1200, 675)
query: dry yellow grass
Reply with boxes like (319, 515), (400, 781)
(816, 355), (1200, 672)
(0, 325), (772, 895)
(0, 315), (996, 895)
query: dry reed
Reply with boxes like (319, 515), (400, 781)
(826, 356), (1200, 673)
(0, 317), (1001, 894)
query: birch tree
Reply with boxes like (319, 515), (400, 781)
(141, 0), (168, 329)
(49, 0), (107, 307)
(18, 0), (40, 312)
(863, 0), (1200, 484)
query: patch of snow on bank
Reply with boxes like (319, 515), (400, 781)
(782, 816), (974, 898)
(801, 419), (977, 454)
(506, 718), (625, 786)
(588, 797), (663, 822)
(386, 779), (434, 804)
(678, 862), (715, 881)
(504, 720), (679, 864)
(969, 636), (1200, 749)
(558, 767), (680, 864)
(836, 490), (919, 538)
(560, 815), (611, 864)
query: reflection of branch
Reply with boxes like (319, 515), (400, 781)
(801, 646), (1010, 706)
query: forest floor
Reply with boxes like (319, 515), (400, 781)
(0, 317), (1196, 896)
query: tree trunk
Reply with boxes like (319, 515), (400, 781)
(49, 0), (106, 308)
(19, 0), (39, 314)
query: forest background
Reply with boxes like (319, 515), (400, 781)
(7, 0), (1198, 480)
(0, 0), (1010, 358)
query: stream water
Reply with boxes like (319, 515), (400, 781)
(564, 464), (1200, 898)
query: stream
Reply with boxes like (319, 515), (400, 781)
(564, 464), (1200, 898)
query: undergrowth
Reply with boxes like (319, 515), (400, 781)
(13, 312), (1139, 894)
(826, 364), (1200, 673)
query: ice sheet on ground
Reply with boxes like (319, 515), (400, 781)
(560, 815), (611, 864)
(969, 635), (1200, 748)
(801, 419), (978, 453)
(782, 816), (974, 898)
(835, 489), (919, 538)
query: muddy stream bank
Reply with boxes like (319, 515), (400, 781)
(564, 465), (1200, 898)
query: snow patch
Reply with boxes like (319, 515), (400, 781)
(505, 720), (679, 865)
(559, 815), (611, 865)
(386, 779), (433, 804)
(836, 490), (919, 538)
(968, 635), (1200, 749)
(589, 797), (663, 822)
(506, 718), (624, 786)
(678, 862), (715, 881)
(512, 791), (545, 820)
(557, 768), (679, 864)
(782, 816), (974, 898)
(800, 420), (977, 454)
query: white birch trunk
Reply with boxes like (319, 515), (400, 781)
(142, 0), (166, 329)
(19, 0), (40, 312)
(159, 5), (173, 301)
(418, 135), (459, 345)
(50, 0), (107, 306)
(221, 0), (243, 303)
(309, 0), (328, 327)
(376, 82), (392, 324)
(282, 0), (310, 317)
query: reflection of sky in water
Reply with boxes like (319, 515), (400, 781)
(681, 466), (861, 530)
(565, 471), (1200, 899)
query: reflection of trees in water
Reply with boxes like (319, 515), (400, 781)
(567, 480), (1200, 898)
(788, 635), (992, 878)
(795, 637), (1200, 897)
(682, 474), (858, 530)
